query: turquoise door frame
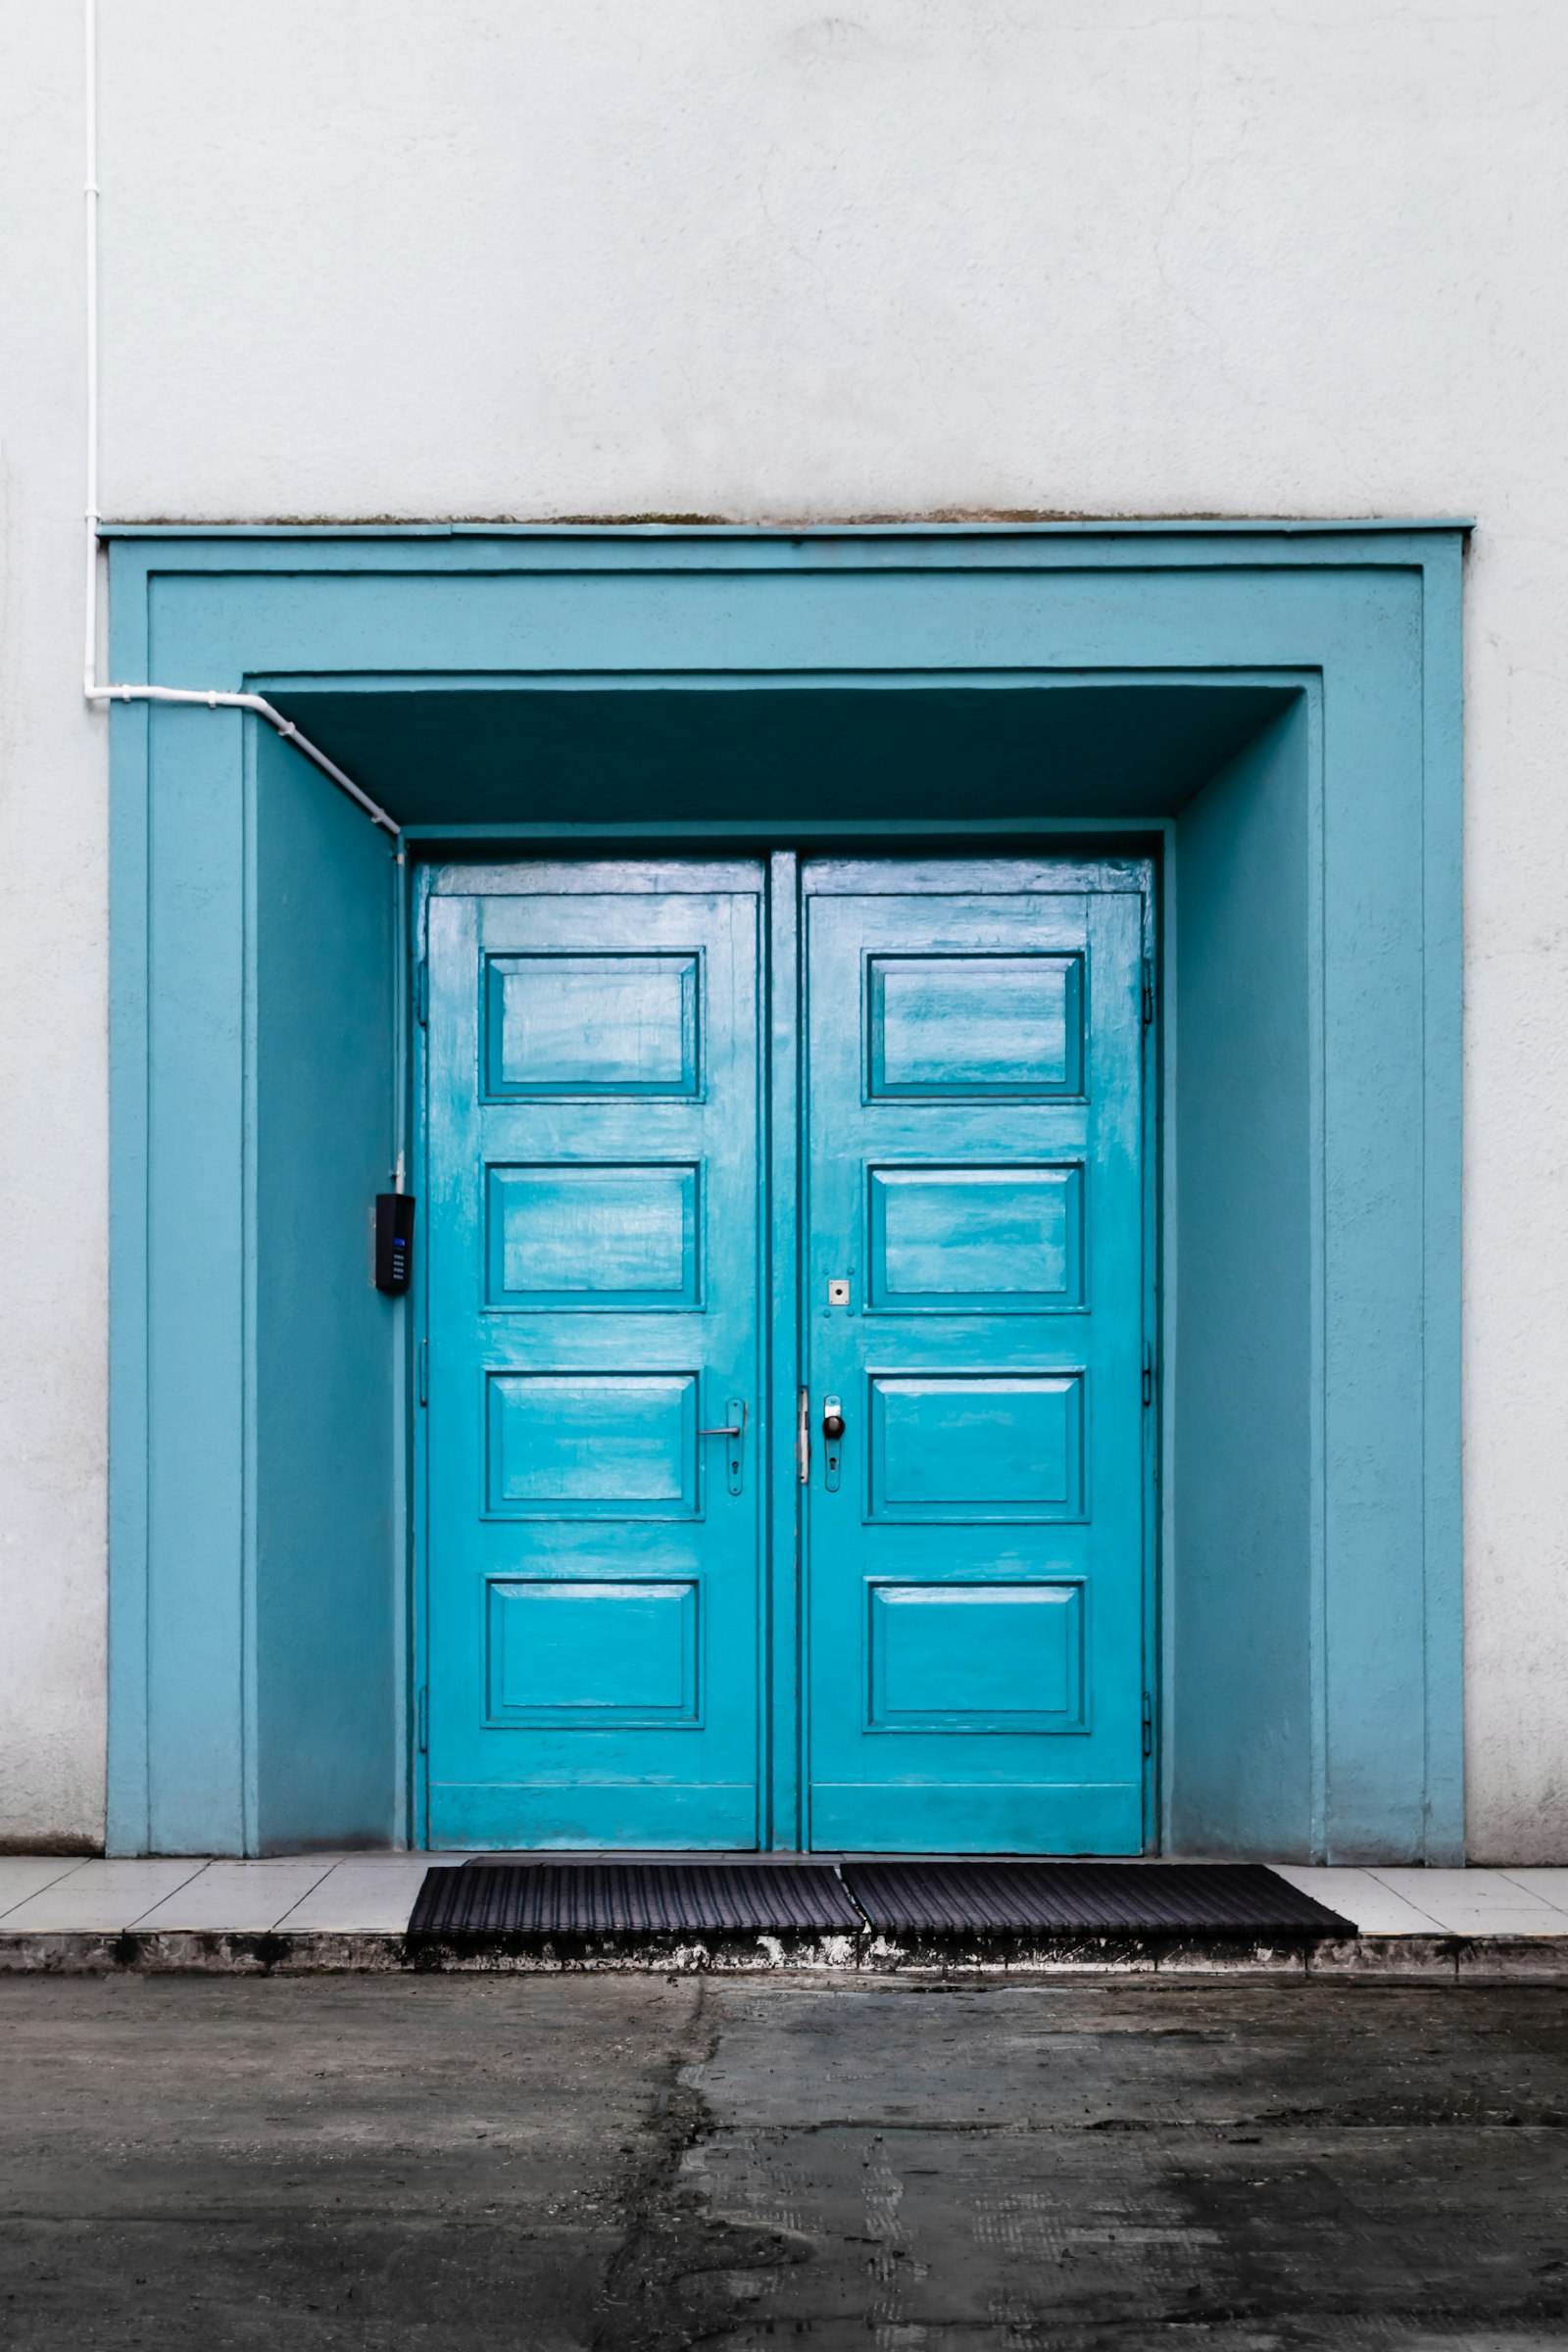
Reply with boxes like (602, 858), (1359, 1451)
(103, 522), (1465, 1861)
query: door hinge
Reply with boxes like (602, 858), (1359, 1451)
(417, 1338), (428, 1405)
(1142, 1344), (1154, 1408)
(1142, 1691), (1153, 1759)
(1141, 957), (1155, 1029)
(416, 1685), (429, 1754)
(415, 958), (428, 1027)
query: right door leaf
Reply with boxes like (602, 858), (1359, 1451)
(804, 869), (1149, 1854)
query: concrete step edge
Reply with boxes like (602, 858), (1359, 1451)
(4, 1927), (1568, 1977)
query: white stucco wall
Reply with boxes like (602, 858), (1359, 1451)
(3, 0), (1565, 1854)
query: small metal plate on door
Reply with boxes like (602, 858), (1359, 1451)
(828, 1278), (851, 1306)
(723, 1399), (746, 1496)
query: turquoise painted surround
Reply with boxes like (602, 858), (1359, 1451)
(105, 524), (1464, 1860)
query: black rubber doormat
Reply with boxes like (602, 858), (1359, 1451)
(408, 1860), (863, 1938)
(844, 1860), (1353, 1937)
(406, 1858), (1351, 1941)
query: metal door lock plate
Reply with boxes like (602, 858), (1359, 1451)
(827, 1278), (851, 1306)
(822, 1394), (844, 1491)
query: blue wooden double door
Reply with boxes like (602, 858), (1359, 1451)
(422, 858), (1152, 1852)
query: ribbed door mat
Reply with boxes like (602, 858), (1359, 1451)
(408, 1861), (863, 1938)
(844, 1860), (1354, 1937)
(406, 1858), (1351, 1941)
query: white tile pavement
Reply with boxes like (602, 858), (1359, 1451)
(131, 1861), (341, 1933)
(0, 1860), (207, 1933)
(0, 1855), (455, 1935)
(1267, 1865), (1449, 1936)
(2, 1858), (1567, 1938)
(1359, 1868), (1568, 1936)
(1493, 1868), (1568, 1902)
(0, 1858), (94, 1914)
(274, 1855), (462, 1934)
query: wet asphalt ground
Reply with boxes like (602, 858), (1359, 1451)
(1, 1973), (1565, 2349)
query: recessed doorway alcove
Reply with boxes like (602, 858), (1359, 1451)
(104, 524), (1463, 1863)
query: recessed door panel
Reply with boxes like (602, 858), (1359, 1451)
(868, 1582), (1084, 1732)
(485, 1162), (700, 1309)
(484, 951), (701, 1097)
(486, 1579), (699, 1724)
(485, 1372), (698, 1515)
(867, 1373), (1084, 1518)
(868, 1164), (1083, 1311)
(805, 869), (1148, 1853)
(867, 953), (1084, 1097)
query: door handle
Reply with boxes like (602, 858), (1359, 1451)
(821, 1395), (844, 1493)
(698, 1399), (747, 1495)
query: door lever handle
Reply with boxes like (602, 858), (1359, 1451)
(699, 1400), (747, 1495)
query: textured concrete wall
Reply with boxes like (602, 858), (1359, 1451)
(2, 1), (1565, 1852)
